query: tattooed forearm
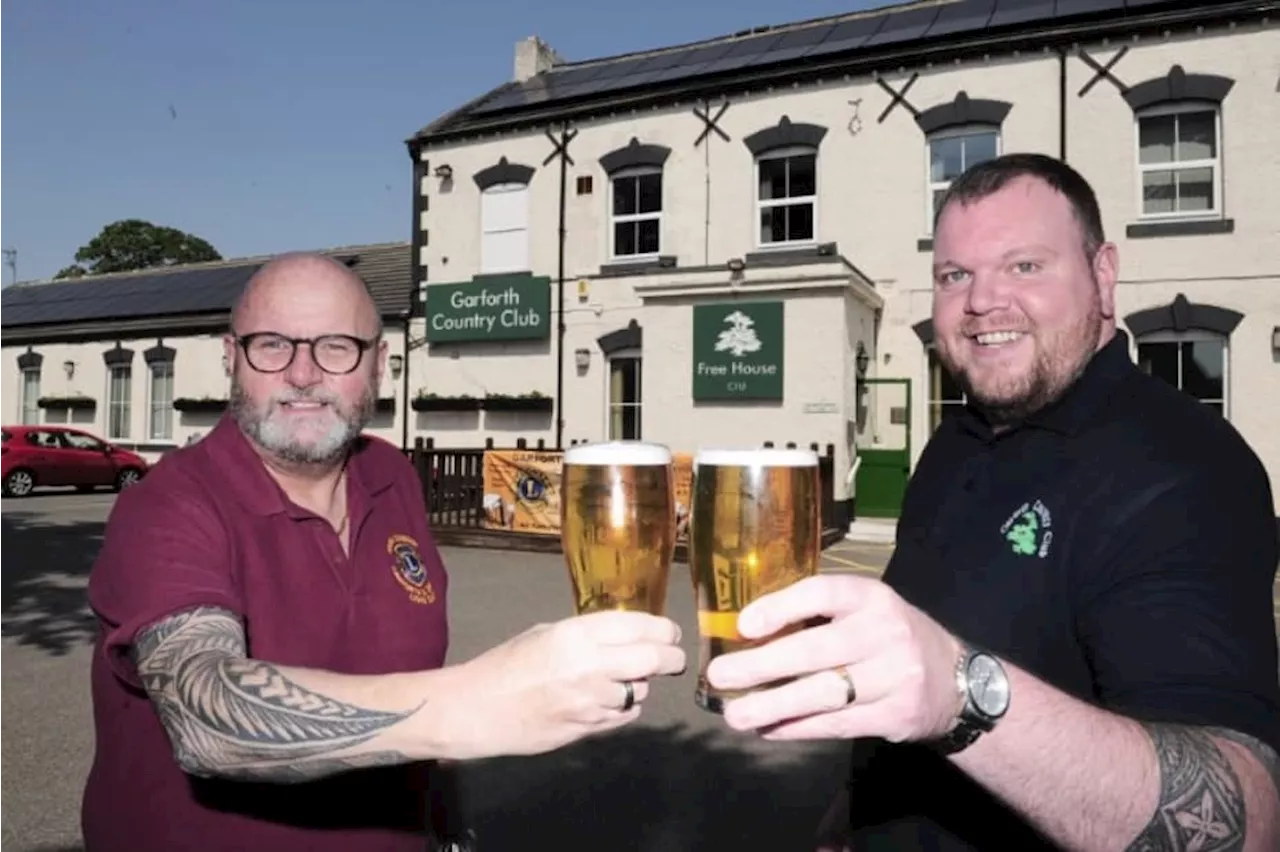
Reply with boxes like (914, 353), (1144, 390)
(132, 606), (422, 784)
(1125, 725), (1245, 852)
(1209, 727), (1280, 797)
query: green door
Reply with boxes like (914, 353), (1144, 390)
(854, 378), (912, 519)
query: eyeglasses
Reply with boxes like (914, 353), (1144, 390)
(235, 332), (377, 375)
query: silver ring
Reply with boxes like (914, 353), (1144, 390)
(621, 680), (635, 712)
(833, 667), (856, 706)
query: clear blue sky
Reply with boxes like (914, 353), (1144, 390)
(2, 0), (883, 285)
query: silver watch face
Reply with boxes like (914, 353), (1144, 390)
(966, 654), (1010, 717)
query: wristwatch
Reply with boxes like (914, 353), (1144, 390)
(927, 642), (1010, 756)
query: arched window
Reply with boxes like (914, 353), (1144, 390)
(744, 117), (827, 249)
(600, 139), (669, 261)
(1126, 293), (1240, 418)
(472, 157), (535, 274)
(916, 92), (1010, 231)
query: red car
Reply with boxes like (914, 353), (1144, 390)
(1, 424), (149, 497)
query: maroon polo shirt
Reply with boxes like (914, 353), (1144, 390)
(81, 415), (450, 852)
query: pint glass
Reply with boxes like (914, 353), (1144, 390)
(689, 448), (822, 713)
(560, 441), (677, 615)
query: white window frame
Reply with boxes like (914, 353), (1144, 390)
(1134, 102), (1223, 222)
(754, 145), (818, 250)
(107, 365), (132, 440)
(479, 182), (530, 274)
(603, 348), (643, 441)
(148, 360), (175, 442)
(608, 166), (663, 262)
(1134, 330), (1229, 418)
(19, 367), (41, 425)
(925, 346), (967, 433)
(924, 126), (1002, 234)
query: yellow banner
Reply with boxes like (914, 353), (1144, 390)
(481, 450), (564, 535)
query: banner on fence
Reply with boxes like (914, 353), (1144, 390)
(481, 448), (699, 540)
(481, 450), (564, 535)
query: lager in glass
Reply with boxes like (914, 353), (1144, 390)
(560, 441), (676, 615)
(689, 448), (822, 713)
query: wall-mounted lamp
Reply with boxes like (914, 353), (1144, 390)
(63, 360), (76, 380)
(855, 341), (870, 378)
(1272, 326), (1280, 354)
(388, 354), (404, 380)
(574, 348), (591, 370)
(726, 257), (746, 273)
(433, 164), (453, 180)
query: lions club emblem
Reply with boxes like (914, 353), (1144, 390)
(388, 534), (436, 605)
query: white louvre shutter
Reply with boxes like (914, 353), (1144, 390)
(481, 183), (529, 273)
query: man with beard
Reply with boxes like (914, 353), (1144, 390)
(704, 154), (1280, 850)
(81, 253), (686, 851)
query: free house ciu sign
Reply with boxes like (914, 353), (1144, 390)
(425, 275), (552, 342)
(692, 301), (784, 401)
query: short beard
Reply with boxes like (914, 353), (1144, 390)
(230, 378), (376, 467)
(941, 292), (1102, 427)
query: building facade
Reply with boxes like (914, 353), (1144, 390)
(404, 0), (1280, 516)
(1, 243), (415, 457)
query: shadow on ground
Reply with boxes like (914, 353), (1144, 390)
(1, 512), (104, 655)
(457, 721), (847, 851)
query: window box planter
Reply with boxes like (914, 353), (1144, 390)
(37, 395), (97, 411)
(483, 394), (554, 413)
(411, 395), (483, 412)
(173, 397), (228, 413)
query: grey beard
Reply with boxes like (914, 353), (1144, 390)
(229, 381), (376, 466)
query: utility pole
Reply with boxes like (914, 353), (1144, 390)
(2, 249), (16, 286)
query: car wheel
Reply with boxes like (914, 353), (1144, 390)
(4, 468), (36, 497)
(115, 468), (142, 492)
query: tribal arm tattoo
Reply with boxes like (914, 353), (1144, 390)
(131, 606), (424, 784)
(1125, 724), (1280, 851)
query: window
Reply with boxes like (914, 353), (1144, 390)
(927, 128), (999, 225)
(63, 431), (106, 451)
(149, 361), (174, 441)
(610, 168), (662, 259)
(20, 368), (40, 425)
(757, 147), (816, 246)
(107, 365), (132, 439)
(480, 183), (529, 274)
(607, 353), (642, 440)
(927, 349), (966, 433)
(1137, 106), (1220, 218)
(1137, 331), (1226, 417)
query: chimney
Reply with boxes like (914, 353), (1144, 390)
(514, 35), (563, 83)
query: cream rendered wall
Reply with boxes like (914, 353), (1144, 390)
(3, 326), (408, 461)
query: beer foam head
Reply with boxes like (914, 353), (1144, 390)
(694, 448), (819, 468)
(564, 441), (672, 466)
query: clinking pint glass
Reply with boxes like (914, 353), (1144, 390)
(560, 441), (677, 615)
(688, 448), (822, 713)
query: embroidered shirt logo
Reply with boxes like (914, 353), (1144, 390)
(1000, 500), (1053, 558)
(388, 533), (437, 605)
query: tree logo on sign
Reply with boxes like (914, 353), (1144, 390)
(714, 310), (763, 358)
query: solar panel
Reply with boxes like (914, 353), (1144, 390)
(684, 33), (784, 78)
(987, 0), (1057, 29)
(792, 15), (886, 63)
(925, 0), (997, 39)
(0, 264), (259, 327)
(1058, 0), (1129, 15)
(863, 5), (942, 48)
(741, 22), (838, 68)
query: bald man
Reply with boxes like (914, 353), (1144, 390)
(81, 254), (686, 852)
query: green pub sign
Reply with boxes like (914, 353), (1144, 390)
(692, 301), (784, 400)
(425, 274), (551, 343)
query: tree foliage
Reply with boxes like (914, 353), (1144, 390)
(55, 219), (221, 279)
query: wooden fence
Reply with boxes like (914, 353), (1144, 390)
(405, 437), (843, 554)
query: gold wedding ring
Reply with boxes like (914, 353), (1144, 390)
(833, 666), (857, 706)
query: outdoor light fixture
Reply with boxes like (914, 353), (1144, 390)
(726, 257), (746, 272)
(63, 360), (75, 379)
(388, 354), (404, 380)
(433, 164), (453, 180)
(855, 341), (870, 378)
(1273, 326), (1280, 354)
(574, 348), (591, 370)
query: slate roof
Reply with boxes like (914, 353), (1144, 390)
(411, 0), (1262, 144)
(1, 242), (413, 335)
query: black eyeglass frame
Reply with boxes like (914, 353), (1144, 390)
(234, 331), (380, 376)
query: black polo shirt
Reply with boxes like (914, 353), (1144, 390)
(847, 330), (1280, 850)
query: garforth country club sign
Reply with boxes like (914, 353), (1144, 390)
(692, 300), (784, 401)
(425, 274), (551, 343)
